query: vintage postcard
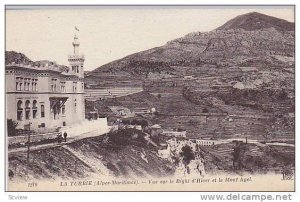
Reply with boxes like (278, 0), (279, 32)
(5, 5), (295, 191)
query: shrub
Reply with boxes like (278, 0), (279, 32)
(7, 119), (18, 137)
(180, 145), (195, 166)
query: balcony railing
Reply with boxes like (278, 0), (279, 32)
(68, 55), (85, 60)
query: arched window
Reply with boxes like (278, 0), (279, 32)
(17, 100), (23, 120)
(62, 105), (65, 115)
(41, 105), (45, 118)
(32, 100), (37, 119)
(73, 82), (77, 92)
(23, 81), (26, 90)
(25, 100), (31, 120)
(25, 100), (30, 107)
(17, 100), (23, 109)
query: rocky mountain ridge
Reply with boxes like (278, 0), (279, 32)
(90, 12), (294, 76)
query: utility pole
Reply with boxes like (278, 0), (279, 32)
(26, 122), (32, 173)
(24, 122), (31, 180)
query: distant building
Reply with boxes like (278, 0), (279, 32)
(6, 33), (85, 131)
(133, 107), (152, 115)
(190, 139), (216, 146)
(183, 75), (195, 80)
(167, 137), (177, 147)
(126, 125), (142, 130)
(109, 106), (134, 118)
(158, 144), (171, 159)
(239, 66), (258, 72)
(161, 130), (187, 138)
(150, 124), (163, 136)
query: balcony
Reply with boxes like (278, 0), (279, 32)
(68, 55), (85, 60)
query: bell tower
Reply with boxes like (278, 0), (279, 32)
(68, 27), (84, 78)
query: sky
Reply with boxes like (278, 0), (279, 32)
(6, 6), (294, 71)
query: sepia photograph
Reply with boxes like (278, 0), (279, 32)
(5, 5), (295, 192)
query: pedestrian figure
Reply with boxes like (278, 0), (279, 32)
(63, 132), (68, 142)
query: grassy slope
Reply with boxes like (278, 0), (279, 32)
(8, 130), (294, 181)
(199, 143), (294, 174)
(8, 129), (175, 181)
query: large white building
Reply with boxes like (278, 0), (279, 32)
(6, 33), (86, 131)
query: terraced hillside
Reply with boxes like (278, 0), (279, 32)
(85, 12), (294, 142)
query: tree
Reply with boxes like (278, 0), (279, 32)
(278, 89), (288, 100)
(232, 141), (247, 170)
(7, 119), (18, 136)
(202, 107), (209, 113)
(180, 145), (195, 166)
(263, 128), (275, 143)
(157, 93), (161, 99)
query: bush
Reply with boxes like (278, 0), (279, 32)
(7, 119), (18, 137)
(202, 107), (209, 113)
(180, 145), (195, 165)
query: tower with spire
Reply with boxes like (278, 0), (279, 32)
(68, 27), (84, 78)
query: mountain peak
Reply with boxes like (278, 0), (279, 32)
(217, 12), (294, 31)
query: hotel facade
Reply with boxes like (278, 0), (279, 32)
(6, 34), (85, 131)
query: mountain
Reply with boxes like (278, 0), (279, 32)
(5, 51), (33, 65)
(217, 12), (294, 31)
(87, 12), (294, 127)
(5, 51), (69, 72)
(91, 12), (294, 77)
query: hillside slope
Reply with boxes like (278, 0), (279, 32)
(5, 51), (69, 72)
(216, 12), (294, 31)
(91, 12), (294, 76)
(8, 129), (175, 181)
(87, 12), (294, 141)
(5, 51), (32, 65)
